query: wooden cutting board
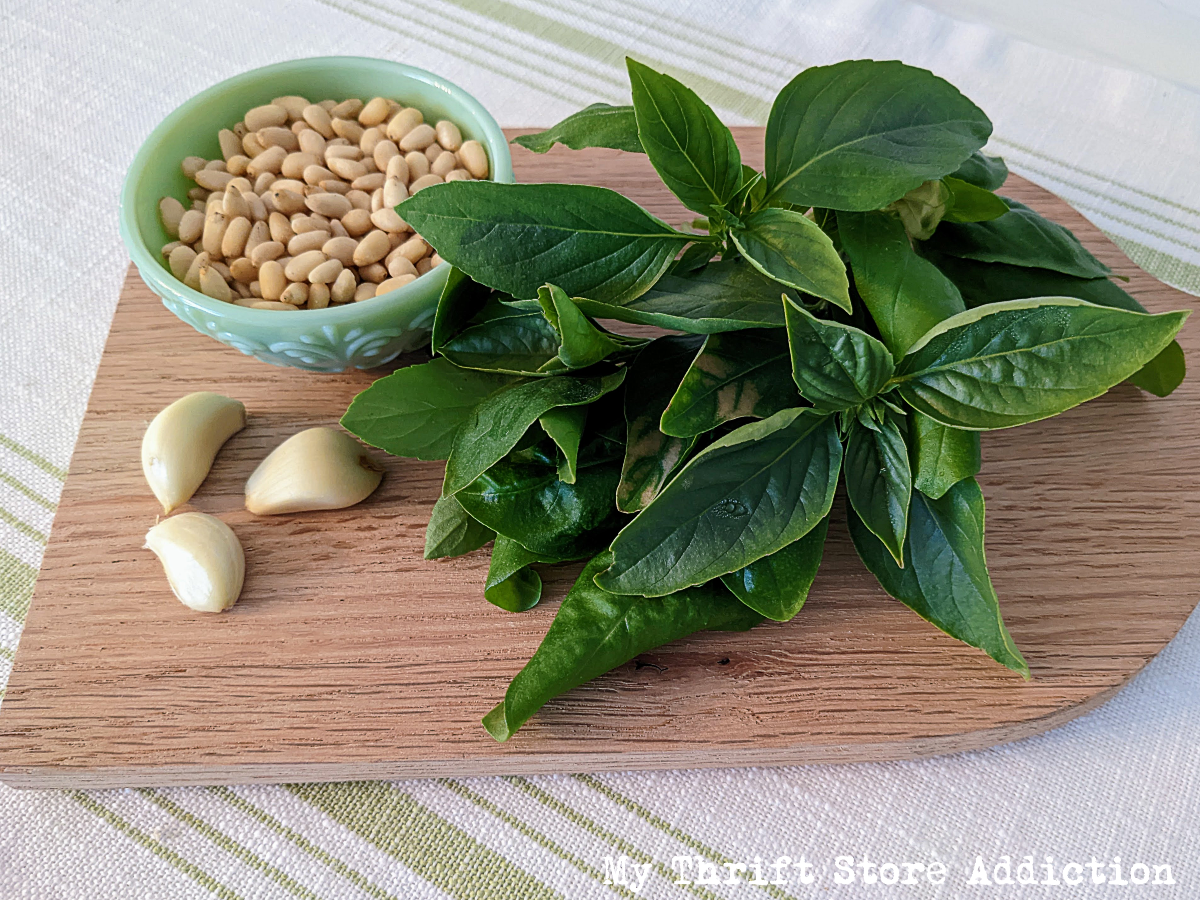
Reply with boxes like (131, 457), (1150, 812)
(2, 129), (1197, 789)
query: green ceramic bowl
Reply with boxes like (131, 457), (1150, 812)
(119, 57), (513, 372)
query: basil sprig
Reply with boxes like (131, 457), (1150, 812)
(343, 57), (1191, 740)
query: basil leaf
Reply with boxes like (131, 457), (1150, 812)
(942, 176), (1009, 223)
(671, 240), (717, 275)
(484, 536), (546, 612)
(432, 267), (491, 353)
(538, 405), (586, 484)
(512, 104), (643, 154)
(784, 300), (895, 410)
(720, 516), (829, 622)
(443, 371), (625, 493)
(457, 453), (627, 560)
(574, 259), (792, 332)
(765, 60), (990, 210)
(598, 408), (842, 597)
(660, 329), (799, 437)
(950, 151), (1008, 191)
(439, 305), (561, 375)
(341, 359), (513, 461)
(848, 478), (1029, 677)
(893, 298), (1189, 429)
(627, 58), (742, 215)
(910, 412), (981, 500)
(484, 552), (761, 741)
(731, 207), (851, 311)
(398, 182), (690, 303)
(1127, 340), (1187, 398)
(844, 409), (912, 565)
(536, 284), (628, 369)
(924, 199), (1110, 278)
(838, 211), (965, 357)
(618, 335), (703, 513)
(424, 493), (495, 560)
(925, 253), (1187, 397)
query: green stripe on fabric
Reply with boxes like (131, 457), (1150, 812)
(288, 782), (563, 900)
(0, 471), (57, 511)
(209, 787), (405, 900)
(507, 777), (727, 900)
(0, 549), (37, 621)
(1106, 236), (1200, 295)
(141, 790), (325, 900)
(0, 508), (47, 546)
(0, 646), (14, 660)
(991, 136), (1200, 218)
(69, 792), (244, 900)
(427, 0), (773, 121)
(575, 775), (795, 900)
(319, 0), (585, 108)
(441, 779), (633, 899)
(0, 434), (67, 481)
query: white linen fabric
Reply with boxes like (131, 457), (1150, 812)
(1, 1), (1197, 897)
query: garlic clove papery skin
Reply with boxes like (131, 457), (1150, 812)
(144, 512), (245, 613)
(244, 427), (384, 515)
(142, 392), (247, 513)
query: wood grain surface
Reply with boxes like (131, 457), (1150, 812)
(1, 129), (1197, 789)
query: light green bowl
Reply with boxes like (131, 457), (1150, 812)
(119, 57), (513, 372)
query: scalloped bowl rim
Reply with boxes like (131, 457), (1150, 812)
(118, 56), (514, 327)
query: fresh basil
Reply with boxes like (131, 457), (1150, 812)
(838, 211), (966, 357)
(598, 409), (842, 596)
(512, 104), (643, 154)
(848, 478), (1029, 676)
(720, 516), (829, 621)
(660, 329), (799, 437)
(443, 371), (625, 494)
(573, 259), (793, 333)
(424, 493), (495, 560)
(924, 199), (1111, 279)
(844, 408), (912, 565)
(942, 176), (1009, 223)
(627, 58), (742, 215)
(398, 181), (693, 303)
(341, 359), (512, 460)
(536, 284), (631, 369)
(1128, 341), (1187, 398)
(784, 300), (895, 409)
(909, 412), (981, 500)
(893, 299), (1189, 429)
(484, 552), (760, 741)
(539, 405), (586, 484)
(439, 301), (562, 375)
(484, 536), (546, 612)
(765, 60), (990, 210)
(731, 207), (852, 311)
(950, 151), (1008, 191)
(432, 267), (490, 353)
(617, 336), (702, 513)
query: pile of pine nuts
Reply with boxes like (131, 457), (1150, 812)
(156, 95), (490, 310)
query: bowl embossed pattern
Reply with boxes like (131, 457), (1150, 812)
(119, 57), (513, 372)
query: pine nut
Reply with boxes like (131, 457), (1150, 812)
(352, 229), (390, 266)
(222, 187), (249, 220)
(331, 118), (364, 143)
(202, 212), (228, 257)
(325, 144), (363, 161)
(269, 188), (306, 216)
(273, 95), (310, 120)
(242, 132), (267, 157)
(435, 120), (463, 152)
(383, 176), (408, 208)
(340, 208), (372, 236)
(229, 256), (257, 283)
(354, 282), (377, 302)
(359, 97), (391, 127)
(320, 179), (351, 195)
(430, 252), (443, 267)
(307, 282), (332, 309)
(245, 220), (270, 255)
(346, 189), (372, 211)
(359, 263), (387, 283)
(259, 260), (286, 299)
(409, 173), (444, 193)
(199, 265), (233, 302)
(405, 151), (430, 180)
(458, 140), (489, 178)
(329, 219), (349, 238)
(303, 104), (335, 138)
(288, 231), (331, 256)
(326, 156), (367, 181)
(297, 129), (326, 156)
(322, 236), (358, 266)
(205, 159), (228, 172)
(257, 126), (299, 152)
(397, 235), (430, 264)
(431, 150), (458, 178)
(221, 216), (252, 258)
(282, 152), (320, 179)
(250, 280), (262, 297)
(182, 156), (206, 178)
(371, 207), (408, 233)
(416, 257), (433, 275)
(284, 250), (327, 281)
(305, 192), (352, 218)
(308, 257), (344, 285)
(169, 245), (197, 280)
(386, 107), (423, 142)
(399, 123), (436, 152)
(374, 139), (400, 172)
(218, 129), (241, 161)
(195, 169), (234, 191)
(352, 172), (385, 192)
(247, 146), (287, 178)
(226, 155), (250, 176)
(250, 240), (285, 267)
(184, 251), (210, 290)
(376, 274), (417, 296)
(331, 268), (357, 303)
(331, 98), (364, 120)
(386, 253), (418, 279)
(371, 188), (384, 213)
(280, 282), (309, 306)
(386, 154), (409, 183)
(253, 172), (274, 194)
(178, 209), (204, 244)
(245, 104), (287, 131)
(159, 197), (185, 236)
(250, 300), (297, 310)
(444, 168), (472, 182)
(425, 142), (443, 163)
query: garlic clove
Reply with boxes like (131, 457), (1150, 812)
(142, 392), (246, 513)
(245, 427), (384, 515)
(144, 512), (245, 613)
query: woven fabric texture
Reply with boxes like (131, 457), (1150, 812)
(1, 0), (1198, 897)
